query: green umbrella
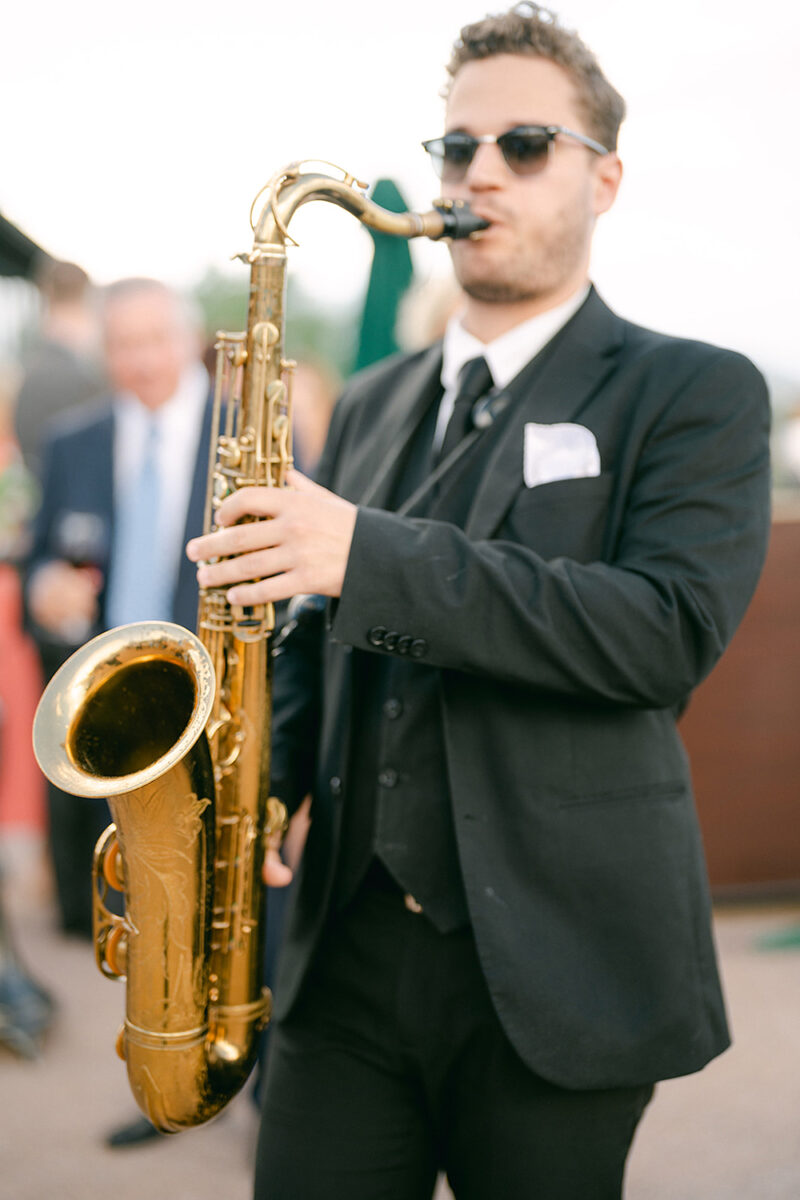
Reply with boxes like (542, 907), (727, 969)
(351, 179), (415, 373)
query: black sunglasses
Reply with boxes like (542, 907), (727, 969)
(422, 125), (609, 181)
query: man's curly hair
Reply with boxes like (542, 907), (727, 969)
(445, 3), (626, 151)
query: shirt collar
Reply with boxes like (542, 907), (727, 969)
(114, 361), (209, 428)
(441, 285), (590, 393)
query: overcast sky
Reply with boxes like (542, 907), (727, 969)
(3, 0), (798, 384)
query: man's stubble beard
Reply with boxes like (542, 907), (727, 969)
(458, 274), (541, 305)
(451, 208), (592, 307)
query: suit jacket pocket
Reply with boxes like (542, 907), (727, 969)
(558, 780), (686, 809)
(567, 705), (691, 802)
(501, 472), (615, 563)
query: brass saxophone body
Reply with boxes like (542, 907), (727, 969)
(32, 163), (487, 1132)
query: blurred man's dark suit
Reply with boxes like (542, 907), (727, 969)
(15, 339), (104, 480)
(25, 394), (213, 935)
(265, 288), (770, 1103)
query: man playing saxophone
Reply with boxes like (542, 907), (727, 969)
(187, 5), (770, 1195)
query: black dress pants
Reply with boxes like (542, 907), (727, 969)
(254, 878), (653, 1199)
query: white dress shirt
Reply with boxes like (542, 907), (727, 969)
(112, 362), (209, 603)
(434, 285), (590, 452)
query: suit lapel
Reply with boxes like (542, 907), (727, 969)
(356, 345), (443, 510)
(465, 290), (625, 540)
(90, 411), (115, 569)
(94, 411), (116, 521)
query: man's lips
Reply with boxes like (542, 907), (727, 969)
(463, 208), (507, 234)
(462, 213), (505, 240)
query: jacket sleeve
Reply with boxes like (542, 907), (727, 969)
(331, 350), (771, 709)
(268, 605), (325, 817)
(25, 430), (63, 583)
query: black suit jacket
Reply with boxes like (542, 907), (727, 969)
(26, 391), (214, 658)
(269, 289), (771, 1090)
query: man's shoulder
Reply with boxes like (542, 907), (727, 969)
(604, 312), (770, 438)
(21, 337), (93, 373)
(606, 301), (764, 386)
(44, 397), (115, 449)
(339, 345), (441, 406)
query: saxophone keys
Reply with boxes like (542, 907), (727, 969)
(96, 920), (129, 981)
(217, 439), (241, 468)
(265, 797), (289, 842)
(98, 830), (125, 891)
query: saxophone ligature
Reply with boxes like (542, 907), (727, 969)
(32, 161), (487, 1132)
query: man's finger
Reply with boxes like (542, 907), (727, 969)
(226, 570), (300, 608)
(197, 545), (292, 589)
(285, 468), (325, 495)
(188, 518), (283, 567)
(214, 484), (289, 527)
(262, 847), (293, 888)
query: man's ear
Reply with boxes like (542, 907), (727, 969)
(593, 152), (623, 216)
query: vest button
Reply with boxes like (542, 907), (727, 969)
(367, 625), (387, 647)
(383, 698), (403, 720)
(378, 768), (398, 789)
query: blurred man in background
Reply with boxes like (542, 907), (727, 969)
(14, 260), (104, 480)
(25, 278), (213, 944)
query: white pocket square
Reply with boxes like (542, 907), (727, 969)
(523, 422), (601, 489)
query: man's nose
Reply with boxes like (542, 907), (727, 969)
(464, 140), (507, 188)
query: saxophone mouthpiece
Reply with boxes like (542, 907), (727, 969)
(432, 199), (490, 240)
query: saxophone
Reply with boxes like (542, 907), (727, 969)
(32, 162), (487, 1133)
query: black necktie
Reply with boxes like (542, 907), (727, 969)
(438, 355), (494, 462)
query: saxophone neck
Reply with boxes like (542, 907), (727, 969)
(249, 160), (488, 251)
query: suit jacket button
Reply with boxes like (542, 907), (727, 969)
(367, 625), (387, 647)
(378, 768), (398, 788)
(409, 638), (428, 659)
(383, 631), (399, 652)
(383, 698), (403, 720)
(329, 776), (343, 796)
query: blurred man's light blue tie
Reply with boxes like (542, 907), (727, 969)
(106, 418), (170, 627)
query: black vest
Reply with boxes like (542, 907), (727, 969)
(332, 340), (560, 931)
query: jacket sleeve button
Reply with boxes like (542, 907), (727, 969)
(397, 635), (413, 655)
(409, 638), (428, 659)
(383, 631), (399, 652)
(367, 625), (387, 647)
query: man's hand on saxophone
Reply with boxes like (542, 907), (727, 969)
(186, 468), (357, 603)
